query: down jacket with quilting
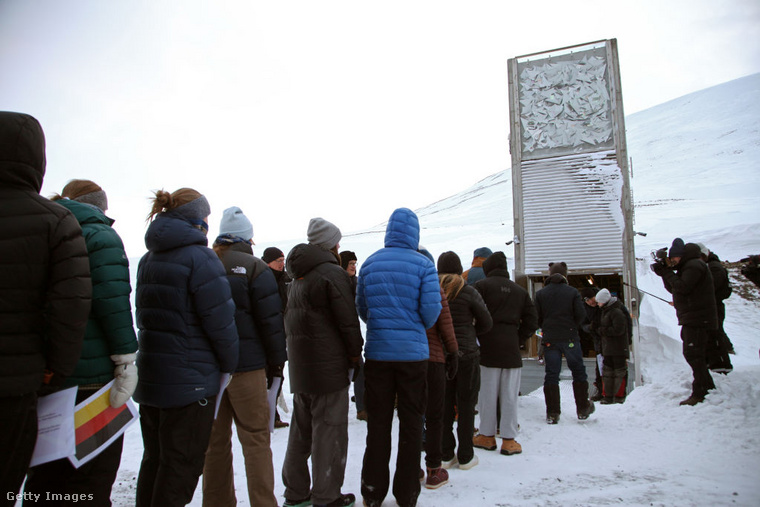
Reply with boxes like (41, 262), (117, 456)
(56, 199), (138, 387)
(356, 208), (441, 361)
(0, 111), (91, 396)
(134, 213), (239, 408)
(284, 243), (362, 394)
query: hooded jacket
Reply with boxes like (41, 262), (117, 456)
(357, 208), (442, 361)
(659, 243), (718, 328)
(0, 112), (91, 396)
(134, 213), (239, 408)
(284, 243), (362, 394)
(535, 273), (586, 343)
(216, 241), (287, 372)
(473, 252), (537, 369)
(55, 199), (137, 387)
(597, 298), (630, 357)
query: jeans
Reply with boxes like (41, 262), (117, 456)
(543, 340), (588, 385)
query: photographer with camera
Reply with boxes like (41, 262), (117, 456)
(651, 238), (718, 406)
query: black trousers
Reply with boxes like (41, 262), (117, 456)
(0, 392), (37, 507)
(361, 360), (427, 507)
(442, 355), (479, 464)
(681, 326), (715, 398)
(136, 397), (216, 507)
(423, 362), (446, 469)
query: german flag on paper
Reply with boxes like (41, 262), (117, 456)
(70, 383), (137, 468)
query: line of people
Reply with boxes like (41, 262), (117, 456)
(0, 111), (659, 507)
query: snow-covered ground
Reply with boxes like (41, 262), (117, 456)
(102, 74), (760, 506)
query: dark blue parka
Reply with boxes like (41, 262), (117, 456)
(216, 241), (286, 372)
(134, 213), (239, 408)
(535, 273), (586, 343)
(356, 207), (441, 361)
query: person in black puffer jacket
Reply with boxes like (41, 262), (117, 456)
(134, 188), (239, 507)
(0, 111), (91, 501)
(594, 289), (630, 404)
(203, 207), (286, 507)
(437, 251), (492, 471)
(472, 252), (536, 456)
(535, 261), (594, 424)
(281, 218), (362, 507)
(651, 238), (717, 406)
(698, 244), (735, 370)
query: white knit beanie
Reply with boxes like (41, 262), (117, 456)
(595, 288), (612, 305)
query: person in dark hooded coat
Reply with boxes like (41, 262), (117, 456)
(535, 262), (594, 424)
(594, 289), (630, 404)
(472, 252), (537, 456)
(651, 238), (718, 406)
(0, 111), (91, 501)
(281, 218), (362, 507)
(134, 188), (239, 507)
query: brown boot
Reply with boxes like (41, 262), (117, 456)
(500, 439), (522, 456)
(472, 434), (497, 451)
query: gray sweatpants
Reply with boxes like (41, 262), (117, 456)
(478, 366), (521, 439)
(282, 386), (349, 505)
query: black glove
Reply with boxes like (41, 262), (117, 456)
(266, 364), (284, 390)
(650, 262), (667, 276)
(445, 353), (459, 380)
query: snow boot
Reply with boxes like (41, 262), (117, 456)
(573, 380), (595, 420)
(313, 493), (355, 507)
(500, 439), (522, 456)
(543, 383), (561, 424)
(473, 434), (497, 451)
(425, 467), (449, 489)
(679, 395), (705, 406)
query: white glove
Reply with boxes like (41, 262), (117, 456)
(110, 353), (138, 408)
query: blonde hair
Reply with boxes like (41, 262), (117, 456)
(439, 273), (465, 302)
(146, 187), (202, 222)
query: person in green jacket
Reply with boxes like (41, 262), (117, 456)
(25, 179), (138, 506)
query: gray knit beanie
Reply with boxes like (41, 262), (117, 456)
(74, 190), (108, 212)
(219, 206), (254, 242)
(307, 218), (342, 250)
(595, 288), (611, 305)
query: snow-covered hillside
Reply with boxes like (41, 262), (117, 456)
(111, 74), (760, 506)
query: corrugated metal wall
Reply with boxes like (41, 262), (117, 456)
(520, 149), (624, 274)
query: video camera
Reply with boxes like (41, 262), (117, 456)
(650, 247), (669, 267)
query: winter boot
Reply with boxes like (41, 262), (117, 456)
(572, 380), (595, 420)
(425, 467), (449, 489)
(472, 434), (497, 451)
(500, 438), (522, 456)
(543, 383), (561, 424)
(601, 365), (615, 404)
(679, 395), (705, 406)
(314, 493), (355, 507)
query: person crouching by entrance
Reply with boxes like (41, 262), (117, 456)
(594, 289), (630, 404)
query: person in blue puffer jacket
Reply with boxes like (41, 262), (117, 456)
(356, 207), (441, 507)
(134, 188), (239, 507)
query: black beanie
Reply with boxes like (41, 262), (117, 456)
(437, 251), (463, 275)
(669, 237), (686, 258)
(548, 261), (568, 277)
(262, 247), (284, 264)
(579, 286), (599, 300)
(339, 250), (357, 269)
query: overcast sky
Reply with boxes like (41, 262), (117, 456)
(1, 0), (759, 256)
